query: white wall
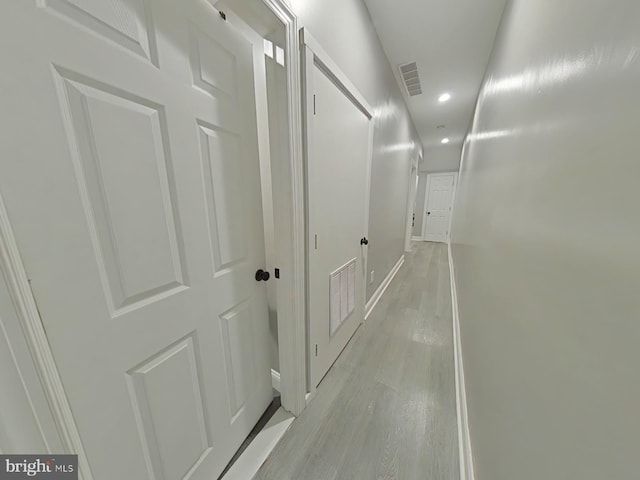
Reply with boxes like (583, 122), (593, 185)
(450, 1), (640, 479)
(289, 0), (422, 300)
(422, 143), (462, 173)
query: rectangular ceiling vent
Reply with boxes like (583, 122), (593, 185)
(399, 61), (422, 97)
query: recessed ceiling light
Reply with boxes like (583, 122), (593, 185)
(441, 138), (450, 144)
(438, 92), (451, 103)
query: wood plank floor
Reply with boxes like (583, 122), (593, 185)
(255, 242), (459, 480)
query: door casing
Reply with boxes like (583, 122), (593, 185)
(404, 156), (420, 252)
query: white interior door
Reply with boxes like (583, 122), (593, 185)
(423, 173), (457, 243)
(0, 1), (272, 478)
(303, 34), (373, 389)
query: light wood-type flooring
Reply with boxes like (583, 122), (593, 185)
(255, 242), (459, 480)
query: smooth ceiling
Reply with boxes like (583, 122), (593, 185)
(363, 0), (507, 149)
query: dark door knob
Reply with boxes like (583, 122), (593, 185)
(360, 237), (369, 246)
(255, 269), (270, 281)
(427, 211), (431, 215)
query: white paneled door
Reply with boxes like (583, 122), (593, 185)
(0, 1), (272, 478)
(423, 173), (457, 243)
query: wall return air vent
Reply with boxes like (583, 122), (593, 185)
(399, 61), (422, 96)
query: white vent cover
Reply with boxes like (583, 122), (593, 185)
(330, 259), (356, 336)
(399, 61), (422, 96)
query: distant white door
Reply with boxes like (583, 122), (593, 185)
(423, 173), (457, 243)
(303, 34), (373, 388)
(0, 1), (271, 478)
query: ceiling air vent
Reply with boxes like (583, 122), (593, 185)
(399, 61), (422, 97)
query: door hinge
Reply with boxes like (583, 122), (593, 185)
(218, 10), (227, 21)
(315, 344), (318, 356)
(314, 234), (318, 250)
(313, 94), (316, 115)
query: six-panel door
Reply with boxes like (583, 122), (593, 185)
(0, 0), (271, 478)
(424, 174), (456, 243)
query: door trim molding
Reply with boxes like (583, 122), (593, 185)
(364, 254), (404, 320)
(0, 193), (93, 479)
(404, 157), (420, 253)
(421, 171), (458, 242)
(260, 0), (307, 417)
(300, 29), (374, 117)
(448, 242), (475, 480)
(301, 27), (374, 393)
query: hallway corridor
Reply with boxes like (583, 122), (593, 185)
(256, 242), (458, 479)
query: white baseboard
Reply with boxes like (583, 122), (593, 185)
(448, 243), (474, 480)
(271, 369), (281, 393)
(365, 255), (404, 320)
(411, 236), (423, 242)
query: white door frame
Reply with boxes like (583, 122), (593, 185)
(404, 154), (420, 252)
(0, 2), (307, 473)
(300, 28), (374, 396)
(258, 0), (307, 418)
(421, 171), (459, 242)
